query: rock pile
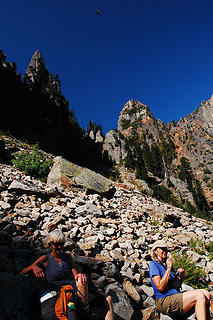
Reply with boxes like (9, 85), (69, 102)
(0, 163), (213, 320)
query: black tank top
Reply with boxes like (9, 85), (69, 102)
(45, 252), (74, 291)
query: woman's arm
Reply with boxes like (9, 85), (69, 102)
(72, 269), (87, 285)
(152, 257), (173, 292)
(19, 255), (47, 278)
(67, 253), (87, 285)
(152, 268), (172, 292)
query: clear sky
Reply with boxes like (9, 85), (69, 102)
(1, 0), (213, 134)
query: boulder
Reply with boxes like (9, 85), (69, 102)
(47, 156), (114, 196)
(105, 283), (135, 320)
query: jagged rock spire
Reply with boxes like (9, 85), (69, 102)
(117, 99), (154, 132)
(26, 50), (43, 82)
(25, 51), (61, 93)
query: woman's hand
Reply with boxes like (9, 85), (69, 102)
(32, 265), (45, 278)
(177, 268), (185, 281)
(75, 273), (87, 285)
(166, 257), (174, 269)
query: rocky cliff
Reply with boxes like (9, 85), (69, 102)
(103, 99), (213, 218)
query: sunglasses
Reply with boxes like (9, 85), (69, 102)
(159, 247), (167, 251)
(53, 242), (65, 247)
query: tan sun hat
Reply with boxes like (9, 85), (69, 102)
(150, 240), (169, 261)
(152, 240), (168, 252)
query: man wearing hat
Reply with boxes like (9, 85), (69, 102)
(149, 240), (212, 319)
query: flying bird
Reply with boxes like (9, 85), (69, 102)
(96, 9), (102, 16)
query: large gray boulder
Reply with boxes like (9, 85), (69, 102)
(105, 283), (135, 320)
(47, 156), (114, 195)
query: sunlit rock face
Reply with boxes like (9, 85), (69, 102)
(103, 97), (213, 209)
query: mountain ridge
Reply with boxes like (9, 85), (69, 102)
(0, 49), (212, 218)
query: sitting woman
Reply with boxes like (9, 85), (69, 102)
(149, 240), (212, 320)
(20, 229), (114, 320)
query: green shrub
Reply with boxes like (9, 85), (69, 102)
(203, 176), (210, 183)
(152, 185), (172, 202)
(188, 238), (213, 260)
(188, 238), (206, 255)
(172, 251), (205, 288)
(204, 168), (211, 174)
(149, 217), (160, 226)
(12, 147), (53, 181)
(205, 241), (213, 253)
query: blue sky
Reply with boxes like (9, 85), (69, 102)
(2, 0), (213, 134)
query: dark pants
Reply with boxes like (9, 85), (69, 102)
(41, 297), (77, 320)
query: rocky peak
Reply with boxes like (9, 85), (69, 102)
(168, 95), (213, 136)
(185, 96), (213, 136)
(26, 50), (43, 83)
(118, 99), (155, 132)
(89, 130), (104, 143)
(167, 96), (213, 167)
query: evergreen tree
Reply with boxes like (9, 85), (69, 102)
(149, 143), (165, 178)
(192, 179), (210, 214)
(135, 144), (148, 180)
(87, 120), (104, 137)
(0, 50), (6, 63)
(178, 157), (193, 188)
(124, 140), (136, 170)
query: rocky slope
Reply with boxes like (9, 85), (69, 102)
(0, 154), (212, 319)
(103, 98), (213, 217)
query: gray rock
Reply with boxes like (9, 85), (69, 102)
(76, 204), (103, 217)
(8, 180), (43, 195)
(141, 285), (154, 297)
(105, 283), (135, 320)
(0, 201), (11, 210)
(47, 156), (114, 195)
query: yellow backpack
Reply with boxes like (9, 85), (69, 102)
(54, 285), (76, 320)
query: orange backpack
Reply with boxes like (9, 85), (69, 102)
(54, 285), (76, 320)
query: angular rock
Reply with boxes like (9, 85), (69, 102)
(47, 156), (114, 195)
(141, 306), (159, 320)
(123, 280), (141, 303)
(105, 283), (135, 320)
(8, 180), (44, 195)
